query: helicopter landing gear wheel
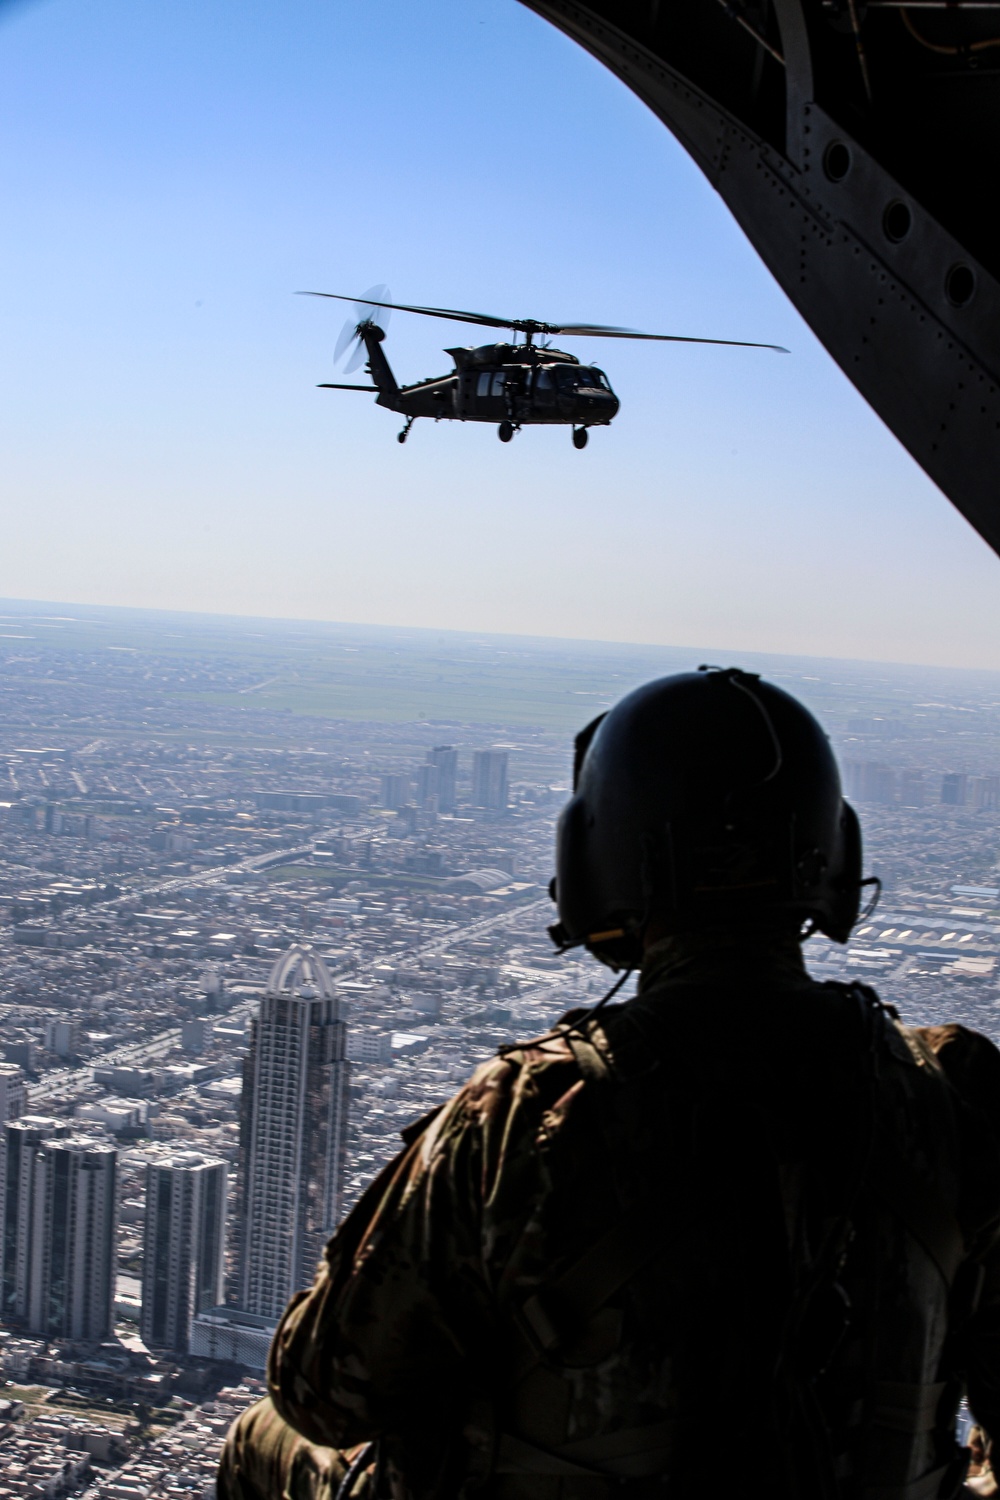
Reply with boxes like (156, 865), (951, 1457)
(572, 427), (589, 450)
(498, 421), (514, 443)
(397, 417), (415, 445)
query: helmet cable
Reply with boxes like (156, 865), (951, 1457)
(559, 966), (635, 1045)
(857, 875), (882, 924)
(698, 665), (784, 785)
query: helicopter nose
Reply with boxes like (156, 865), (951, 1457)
(582, 392), (619, 418)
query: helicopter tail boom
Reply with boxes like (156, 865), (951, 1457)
(360, 325), (401, 409)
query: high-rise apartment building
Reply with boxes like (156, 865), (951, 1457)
(942, 772), (968, 806)
(0, 1116), (71, 1324)
(971, 775), (1000, 811)
(237, 945), (350, 1321)
(472, 749), (508, 810)
(899, 770), (926, 808)
(0, 1064), (26, 1124)
(181, 1017), (214, 1054)
(427, 746), (457, 813)
(44, 1019), (81, 1059)
(380, 773), (411, 810)
(842, 761), (896, 806)
(415, 763), (439, 810)
(19, 1135), (117, 1340)
(142, 1150), (227, 1352)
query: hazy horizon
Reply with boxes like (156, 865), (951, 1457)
(5, 593), (1000, 694)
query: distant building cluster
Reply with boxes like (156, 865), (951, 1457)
(381, 744), (505, 814)
(843, 761), (1000, 810)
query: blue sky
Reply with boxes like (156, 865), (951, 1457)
(2, 0), (999, 667)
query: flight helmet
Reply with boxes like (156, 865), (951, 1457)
(550, 667), (863, 968)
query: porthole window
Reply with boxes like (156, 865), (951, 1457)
(823, 141), (851, 182)
(946, 263), (976, 308)
(883, 200), (912, 243)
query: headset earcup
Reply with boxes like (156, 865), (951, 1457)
(826, 800), (863, 942)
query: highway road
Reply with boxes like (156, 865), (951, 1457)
(102, 843), (316, 910)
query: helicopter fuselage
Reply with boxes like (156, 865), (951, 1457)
(370, 334), (620, 429)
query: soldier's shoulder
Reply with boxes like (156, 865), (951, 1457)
(409, 1017), (601, 1151)
(905, 1019), (1000, 1069)
(907, 1021), (1000, 1122)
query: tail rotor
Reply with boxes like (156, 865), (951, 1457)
(335, 284), (392, 374)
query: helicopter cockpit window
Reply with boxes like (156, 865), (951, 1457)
(556, 366), (585, 389)
(555, 366), (608, 390)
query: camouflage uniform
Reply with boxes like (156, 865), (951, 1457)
(218, 935), (1000, 1500)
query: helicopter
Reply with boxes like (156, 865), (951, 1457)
(299, 286), (787, 449)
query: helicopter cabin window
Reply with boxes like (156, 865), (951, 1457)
(476, 372), (491, 397)
(535, 369), (554, 391)
(491, 371), (507, 397)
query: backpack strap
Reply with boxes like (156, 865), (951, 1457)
(511, 1197), (662, 1378)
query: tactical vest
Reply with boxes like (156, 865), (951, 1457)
(469, 982), (999, 1500)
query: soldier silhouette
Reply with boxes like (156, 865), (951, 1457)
(219, 668), (1000, 1500)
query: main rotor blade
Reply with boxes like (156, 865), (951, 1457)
(556, 324), (789, 352)
(297, 292), (788, 351)
(298, 291), (515, 331)
(317, 383), (379, 391)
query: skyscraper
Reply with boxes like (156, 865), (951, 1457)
(0, 1064), (26, 1124)
(427, 746), (457, 813)
(415, 763), (439, 810)
(0, 1116), (71, 1324)
(472, 749), (508, 810)
(28, 1136), (117, 1340)
(142, 1150), (227, 1353)
(380, 773), (411, 810)
(237, 945), (350, 1321)
(942, 772), (968, 806)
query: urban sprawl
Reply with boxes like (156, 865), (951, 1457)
(1, 605), (999, 1500)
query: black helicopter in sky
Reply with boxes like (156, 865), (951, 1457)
(299, 286), (787, 449)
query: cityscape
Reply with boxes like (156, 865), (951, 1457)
(2, 601), (1000, 1497)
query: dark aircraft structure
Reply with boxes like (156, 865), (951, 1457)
(516, 0), (1000, 554)
(301, 288), (785, 447)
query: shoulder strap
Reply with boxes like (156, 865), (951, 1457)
(852, 984), (965, 1289)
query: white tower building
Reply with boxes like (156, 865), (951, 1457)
(142, 1150), (227, 1353)
(237, 944), (350, 1321)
